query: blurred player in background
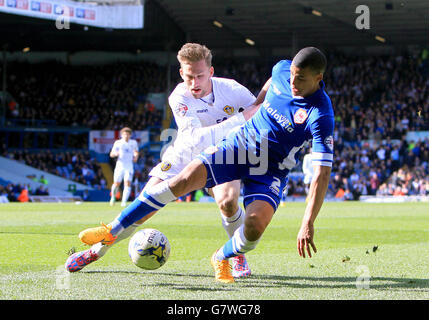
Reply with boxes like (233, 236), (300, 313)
(67, 43), (269, 277)
(109, 127), (139, 207)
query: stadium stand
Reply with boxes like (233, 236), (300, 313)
(1, 49), (428, 202)
(0, 155), (91, 202)
(4, 150), (106, 189)
(4, 61), (164, 130)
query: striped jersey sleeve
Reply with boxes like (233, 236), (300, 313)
(310, 114), (334, 167)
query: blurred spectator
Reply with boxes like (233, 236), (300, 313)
(0, 182), (42, 202)
(5, 61), (165, 130)
(7, 150), (106, 189)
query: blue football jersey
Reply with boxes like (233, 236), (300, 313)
(198, 59), (335, 210)
(240, 59), (335, 174)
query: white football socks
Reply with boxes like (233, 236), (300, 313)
(122, 186), (131, 205)
(110, 184), (118, 201)
(221, 206), (245, 238)
(215, 224), (260, 261)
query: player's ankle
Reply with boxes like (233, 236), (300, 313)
(109, 219), (124, 237)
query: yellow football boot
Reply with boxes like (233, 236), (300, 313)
(79, 223), (117, 246)
(211, 251), (234, 284)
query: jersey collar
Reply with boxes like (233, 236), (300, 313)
(294, 80), (325, 103)
(199, 79), (215, 106)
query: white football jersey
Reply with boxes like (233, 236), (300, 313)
(164, 77), (256, 162)
(170, 77), (256, 131)
(111, 138), (138, 168)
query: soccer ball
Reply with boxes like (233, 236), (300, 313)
(128, 228), (171, 270)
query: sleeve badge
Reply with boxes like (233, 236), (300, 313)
(175, 103), (188, 117)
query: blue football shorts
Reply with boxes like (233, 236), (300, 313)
(197, 137), (288, 212)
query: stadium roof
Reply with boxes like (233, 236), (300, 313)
(0, 0), (427, 53)
(158, 0), (429, 49)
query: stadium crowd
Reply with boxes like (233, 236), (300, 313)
(2, 49), (428, 200)
(4, 61), (164, 130)
(3, 150), (107, 190)
(324, 51), (429, 199)
(0, 182), (49, 203)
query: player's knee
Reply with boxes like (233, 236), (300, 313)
(217, 196), (238, 217)
(170, 161), (206, 195)
(244, 213), (267, 241)
(170, 171), (195, 196)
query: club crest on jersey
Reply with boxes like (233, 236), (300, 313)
(160, 161), (172, 172)
(175, 103), (188, 117)
(294, 108), (308, 124)
(204, 145), (219, 155)
(324, 135), (334, 151)
(223, 105), (234, 115)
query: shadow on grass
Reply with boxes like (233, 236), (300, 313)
(83, 270), (142, 275)
(81, 270), (237, 292)
(79, 270), (428, 291)
(244, 274), (429, 290)
(82, 271), (212, 279)
(152, 282), (236, 292)
(0, 231), (76, 236)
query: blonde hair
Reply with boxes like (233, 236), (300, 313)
(177, 43), (212, 67)
(120, 127), (132, 134)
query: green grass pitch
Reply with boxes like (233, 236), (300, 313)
(0, 201), (428, 300)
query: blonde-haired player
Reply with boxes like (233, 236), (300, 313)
(109, 127), (139, 207)
(68, 43), (270, 279)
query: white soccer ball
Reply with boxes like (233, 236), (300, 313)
(128, 228), (171, 270)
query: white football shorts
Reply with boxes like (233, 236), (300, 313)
(113, 163), (134, 183)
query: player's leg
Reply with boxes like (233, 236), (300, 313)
(211, 199), (275, 283)
(110, 159), (208, 236)
(210, 181), (251, 278)
(210, 181), (241, 237)
(110, 182), (121, 206)
(90, 177), (162, 250)
(210, 172), (287, 283)
(121, 169), (134, 207)
(78, 159), (208, 246)
(66, 177), (163, 272)
(110, 166), (124, 206)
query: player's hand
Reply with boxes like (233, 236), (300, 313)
(297, 221), (317, 258)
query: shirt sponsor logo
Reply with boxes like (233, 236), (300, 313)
(294, 108), (308, 124)
(324, 135), (334, 151)
(175, 103), (188, 117)
(262, 101), (294, 133)
(196, 109), (208, 113)
(223, 105), (234, 115)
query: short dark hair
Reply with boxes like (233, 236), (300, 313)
(292, 47), (327, 74)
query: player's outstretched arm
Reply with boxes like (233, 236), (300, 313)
(253, 77), (272, 106)
(297, 165), (331, 258)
